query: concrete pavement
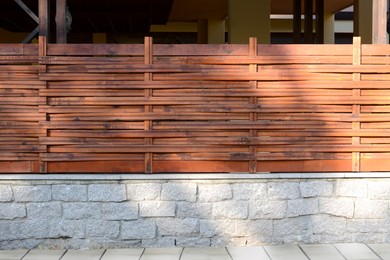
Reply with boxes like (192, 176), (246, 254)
(1, 243), (390, 260)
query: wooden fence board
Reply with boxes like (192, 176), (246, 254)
(1, 38), (390, 173)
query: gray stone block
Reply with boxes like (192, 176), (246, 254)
(161, 182), (197, 202)
(249, 200), (287, 219)
(200, 220), (236, 237)
(368, 181), (390, 199)
(141, 238), (176, 247)
(86, 220), (120, 238)
(122, 220), (156, 239)
(52, 219), (85, 239)
(273, 217), (312, 237)
(0, 219), (51, 241)
(139, 201), (175, 217)
(211, 237), (247, 247)
(198, 184), (232, 202)
(235, 220), (273, 237)
(268, 182), (300, 200)
(347, 219), (388, 233)
(335, 180), (368, 198)
(157, 218), (199, 236)
(353, 233), (385, 244)
(127, 183), (161, 201)
(0, 238), (42, 250)
(63, 202), (101, 219)
(102, 202), (138, 220)
(287, 198), (319, 217)
(354, 199), (388, 219)
(26, 202), (62, 219)
(176, 202), (212, 219)
(312, 215), (346, 235)
(0, 204), (26, 219)
(232, 183), (267, 201)
(13, 186), (51, 202)
(300, 181), (333, 198)
(212, 201), (248, 219)
(319, 198), (354, 218)
(88, 184), (126, 202)
(0, 186), (13, 202)
(176, 237), (211, 247)
(52, 185), (87, 202)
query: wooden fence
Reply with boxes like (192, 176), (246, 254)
(1, 36), (390, 173)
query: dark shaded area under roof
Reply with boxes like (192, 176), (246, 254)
(0, 0), (173, 33)
(0, 0), (354, 35)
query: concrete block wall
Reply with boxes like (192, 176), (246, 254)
(1, 175), (390, 249)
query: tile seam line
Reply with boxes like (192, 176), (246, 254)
(99, 249), (107, 260)
(366, 244), (384, 260)
(297, 245), (311, 260)
(332, 244), (347, 260)
(224, 247), (234, 260)
(19, 249), (30, 260)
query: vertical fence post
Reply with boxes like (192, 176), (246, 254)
(38, 36), (48, 173)
(144, 37), (153, 173)
(352, 37), (362, 172)
(249, 37), (258, 173)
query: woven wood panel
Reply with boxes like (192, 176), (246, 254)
(1, 37), (390, 173)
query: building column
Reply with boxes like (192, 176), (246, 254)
(39, 0), (50, 40)
(354, 0), (373, 44)
(293, 0), (302, 43)
(372, 0), (388, 44)
(324, 13), (335, 44)
(228, 0), (270, 44)
(208, 19), (225, 44)
(304, 0), (314, 43)
(56, 0), (67, 43)
(315, 0), (324, 43)
(93, 33), (107, 43)
(197, 19), (208, 44)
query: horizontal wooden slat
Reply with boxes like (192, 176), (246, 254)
(47, 44), (144, 56)
(2, 39), (390, 173)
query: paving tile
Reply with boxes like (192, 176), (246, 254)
(368, 244), (390, 260)
(334, 243), (380, 260)
(101, 248), (144, 260)
(300, 244), (344, 260)
(0, 250), (28, 260)
(140, 248), (183, 260)
(23, 249), (66, 260)
(264, 245), (308, 260)
(60, 249), (105, 260)
(227, 246), (270, 260)
(181, 248), (231, 260)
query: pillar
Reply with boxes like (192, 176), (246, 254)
(324, 13), (335, 44)
(208, 19), (225, 44)
(228, 0), (270, 44)
(93, 33), (107, 43)
(372, 0), (387, 44)
(315, 0), (324, 44)
(197, 19), (208, 44)
(304, 0), (314, 43)
(293, 0), (302, 43)
(39, 0), (50, 40)
(56, 0), (67, 43)
(354, 0), (373, 44)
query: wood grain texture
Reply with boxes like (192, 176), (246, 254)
(1, 37), (390, 173)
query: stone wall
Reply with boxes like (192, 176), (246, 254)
(0, 175), (390, 249)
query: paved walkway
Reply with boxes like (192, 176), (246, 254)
(1, 244), (390, 260)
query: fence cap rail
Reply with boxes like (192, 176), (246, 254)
(1, 173), (390, 181)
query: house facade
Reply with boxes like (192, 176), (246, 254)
(1, 0), (390, 250)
